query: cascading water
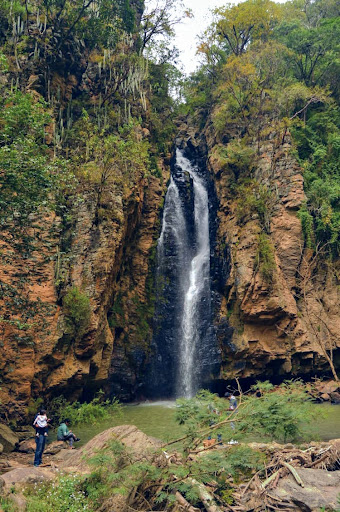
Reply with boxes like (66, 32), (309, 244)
(176, 150), (211, 397)
(147, 148), (220, 399)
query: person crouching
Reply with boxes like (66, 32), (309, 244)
(57, 418), (80, 448)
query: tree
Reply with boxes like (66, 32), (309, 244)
(212, 0), (281, 56)
(274, 18), (340, 86)
(140, 0), (192, 51)
(0, 89), (64, 238)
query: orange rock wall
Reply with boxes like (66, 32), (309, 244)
(180, 123), (340, 382)
(0, 159), (168, 418)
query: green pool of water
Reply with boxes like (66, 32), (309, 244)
(67, 402), (340, 447)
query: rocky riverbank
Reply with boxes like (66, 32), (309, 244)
(0, 425), (339, 512)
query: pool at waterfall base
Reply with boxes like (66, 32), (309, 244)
(63, 402), (340, 447)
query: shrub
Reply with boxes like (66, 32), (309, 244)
(214, 141), (256, 177)
(25, 475), (91, 512)
(298, 203), (314, 248)
(48, 392), (121, 426)
(256, 233), (276, 282)
(236, 180), (272, 232)
(62, 286), (91, 337)
(176, 381), (316, 444)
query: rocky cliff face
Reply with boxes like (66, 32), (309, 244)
(1, 109), (339, 417)
(176, 120), (340, 384)
(0, 154), (169, 418)
(0, 0), (172, 418)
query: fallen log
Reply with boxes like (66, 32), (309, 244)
(306, 452), (329, 468)
(241, 464), (276, 496)
(262, 470), (281, 489)
(281, 462), (304, 487)
(189, 478), (223, 512)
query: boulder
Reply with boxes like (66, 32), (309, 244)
(319, 380), (339, 395)
(7, 492), (27, 511)
(329, 391), (340, 404)
(0, 459), (11, 471)
(0, 467), (56, 494)
(0, 443), (3, 454)
(17, 439), (36, 453)
(18, 439), (66, 455)
(320, 393), (330, 401)
(274, 468), (340, 511)
(58, 425), (161, 473)
(44, 441), (66, 455)
(0, 424), (19, 452)
(15, 426), (35, 442)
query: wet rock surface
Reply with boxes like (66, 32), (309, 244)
(145, 149), (221, 397)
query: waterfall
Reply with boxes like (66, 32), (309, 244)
(149, 148), (219, 399)
(175, 150), (211, 397)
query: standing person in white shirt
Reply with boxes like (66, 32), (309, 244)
(33, 408), (51, 467)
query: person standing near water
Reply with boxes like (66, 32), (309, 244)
(225, 392), (238, 438)
(225, 392), (237, 410)
(33, 408), (50, 467)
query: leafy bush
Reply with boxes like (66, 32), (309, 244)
(176, 381), (316, 444)
(242, 381), (316, 442)
(293, 105), (340, 256)
(214, 141), (256, 177)
(48, 392), (121, 427)
(62, 286), (91, 337)
(0, 90), (65, 232)
(236, 180), (272, 232)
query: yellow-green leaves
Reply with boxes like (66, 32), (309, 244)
(213, 0), (282, 56)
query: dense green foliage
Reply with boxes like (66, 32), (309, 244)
(0, 87), (68, 243)
(48, 392), (121, 426)
(62, 286), (91, 337)
(256, 233), (276, 282)
(176, 381), (316, 444)
(184, 0), (340, 257)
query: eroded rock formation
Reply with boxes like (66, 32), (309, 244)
(176, 120), (340, 384)
(1, 111), (339, 417)
(0, 157), (169, 416)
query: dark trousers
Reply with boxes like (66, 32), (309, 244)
(34, 433), (46, 466)
(58, 432), (76, 446)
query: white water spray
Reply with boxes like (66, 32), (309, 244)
(152, 148), (215, 399)
(175, 150), (211, 397)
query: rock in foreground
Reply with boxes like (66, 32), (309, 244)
(0, 424), (19, 452)
(56, 424), (161, 473)
(274, 468), (340, 511)
(0, 467), (55, 494)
